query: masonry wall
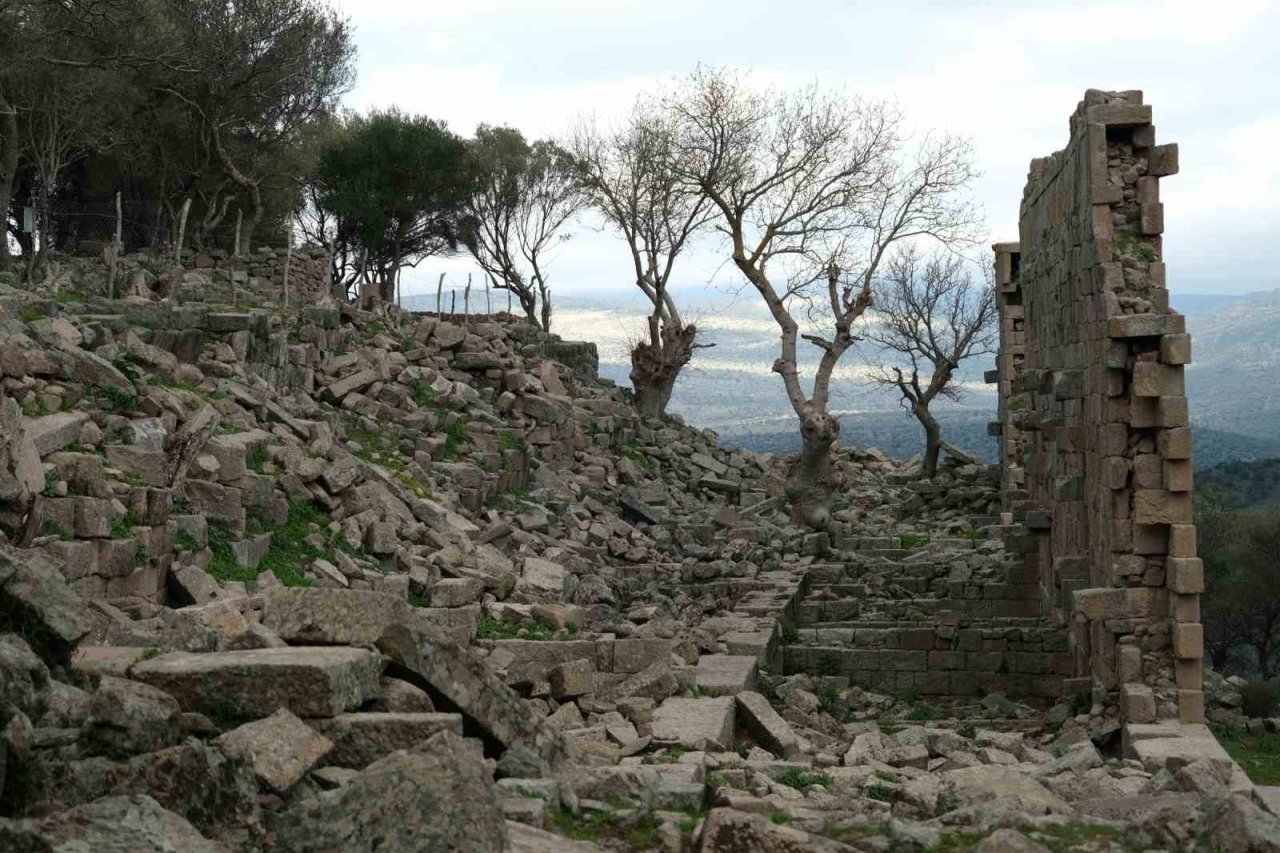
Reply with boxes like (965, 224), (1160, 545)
(995, 90), (1202, 724)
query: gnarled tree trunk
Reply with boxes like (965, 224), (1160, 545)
(917, 405), (943, 479)
(630, 321), (697, 420)
(786, 405), (841, 530)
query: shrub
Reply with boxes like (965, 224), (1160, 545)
(1240, 679), (1280, 719)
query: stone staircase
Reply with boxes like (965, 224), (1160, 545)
(782, 527), (1072, 702)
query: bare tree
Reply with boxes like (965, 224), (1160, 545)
(461, 126), (583, 331)
(568, 99), (714, 418)
(864, 248), (996, 478)
(666, 67), (980, 528)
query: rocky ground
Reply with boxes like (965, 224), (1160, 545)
(0, 265), (1277, 851)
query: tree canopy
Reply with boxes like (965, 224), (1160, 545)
(306, 110), (472, 303)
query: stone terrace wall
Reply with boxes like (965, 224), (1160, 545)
(995, 90), (1202, 725)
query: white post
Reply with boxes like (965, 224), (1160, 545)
(436, 272), (444, 314)
(283, 229), (293, 309)
(108, 190), (122, 300)
(464, 273), (471, 326)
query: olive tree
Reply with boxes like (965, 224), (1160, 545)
(864, 248), (996, 478)
(568, 99), (713, 418)
(666, 67), (980, 528)
(460, 126), (583, 331)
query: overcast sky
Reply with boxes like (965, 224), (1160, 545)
(335, 0), (1279, 300)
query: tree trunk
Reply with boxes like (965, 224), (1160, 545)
(916, 405), (943, 479)
(785, 404), (841, 529)
(630, 321), (697, 420)
(0, 88), (16, 271)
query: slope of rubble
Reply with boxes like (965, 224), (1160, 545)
(0, 268), (1277, 852)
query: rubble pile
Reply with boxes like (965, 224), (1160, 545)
(0, 258), (1276, 852)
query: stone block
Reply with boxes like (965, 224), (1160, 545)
(215, 707), (333, 792)
(548, 659), (594, 699)
(1121, 683), (1156, 724)
(131, 646), (382, 719)
(1158, 427), (1192, 460)
(1168, 557), (1204, 594)
(312, 712), (464, 768)
(651, 696), (735, 749)
(1160, 334), (1191, 365)
(1134, 490), (1192, 525)
(734, 691), (800, 759)
(1173, 623), (1203, 659)
(694, 654), (758, 697)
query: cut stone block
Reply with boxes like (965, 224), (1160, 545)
(515, 557), (566, 601)
(548, 659), (594, 700)
(694, 654), (759, 696)
(652, 696), (735, 750)
(376, 621), (567, 766)
(130, 646), (382, 719)
(216, 707), (333, 792)
(735, 691), (800, 759)
(23, 412), (90, 456)
(313, 712), (464, 768)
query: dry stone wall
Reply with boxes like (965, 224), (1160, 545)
(994, 90), (1201, 725)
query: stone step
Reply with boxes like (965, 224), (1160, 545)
(781, 644), (1067, 698)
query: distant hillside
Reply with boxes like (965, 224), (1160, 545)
(1197, 457), (1280, 508)
(724, 409), (998, 462)
(1186, 288), (1280, 442)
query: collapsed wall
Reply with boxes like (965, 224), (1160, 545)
(994, 90), (1202, 724)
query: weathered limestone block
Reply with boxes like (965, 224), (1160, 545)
(651, 696), (735, 749)
(130, 646), (382, 719)
(312, 712), (463, 768)
(215, 707), (333, 793)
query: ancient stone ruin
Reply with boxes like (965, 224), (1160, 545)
(992, 89), (1202, 728)
(0, 90), (1274, 852)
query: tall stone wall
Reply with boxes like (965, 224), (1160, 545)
(994, 90), (1202, 725)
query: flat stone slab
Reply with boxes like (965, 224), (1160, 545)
(131, 646), (382, 719)
(216, 708), (333, 793)
(652, 696), (735, 750)
(23, 412), (89, 456)
(735, 690), (800, 758)
(695, 654), (758, 696)
(313, 712), (464, 768)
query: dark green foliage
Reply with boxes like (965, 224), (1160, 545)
(312, 110), (473, 299)
(774, 768), (832, 789)
(1199, 459), (1280, 509)
(778, 619), (799, 644)
(1240, 679), (1280, 719)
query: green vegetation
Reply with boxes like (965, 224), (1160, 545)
(899, 532), (930, 550)
(816, 653), (837, 677)
(174, 530), (202, 552)
(704, 772), (731, 790)
(865, 783), (897, 803)
(774, 768), (832, 790)
(207, 501), (334, 588)
(546, 807), (659, 847)
(498, 432), (525, 452)
(1213, 725), (1280, 785)
(778, 619), (799, 645)
(622, 441), (654, 470)
(815, 681), (839, 714)
(768, 811), (792, 825)
(137, 646), (165, 662)
(346, 425), (406, 473)
(246, 446), (269, 473)
(109, 515), (134, 540)
(905, 703), (940, 722)
(1200, 459), (1280, 509)
(40, 522), (74, 542)
(475, 615), (572, 641)
(97, 385), (137, 411)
